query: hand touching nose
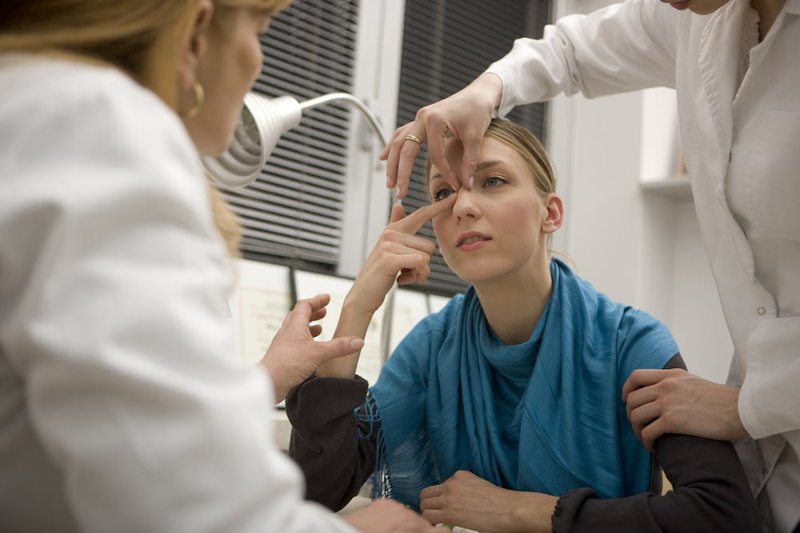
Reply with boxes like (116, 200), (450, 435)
(347, 194), (457, 316)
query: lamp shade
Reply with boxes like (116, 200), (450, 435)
(203, 93), (302, 188)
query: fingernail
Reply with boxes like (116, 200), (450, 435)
(468, 176), (474, 188)
(350, 339), (364, 350)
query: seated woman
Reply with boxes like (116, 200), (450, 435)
(287, 119), (759, 532)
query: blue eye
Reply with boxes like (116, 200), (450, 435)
(484, 176), (506, 188)
(433, 188), (454, 201)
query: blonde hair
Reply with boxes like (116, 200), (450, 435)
(0, 0), (290, 106)
(426, 118), (560, 251)
(483, 118), (556, 195)
(0, 0), (292, 256)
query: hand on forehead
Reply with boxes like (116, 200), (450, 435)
(429, 136), (480, 190)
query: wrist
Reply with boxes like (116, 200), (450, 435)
(508, 492), (557, 533)
(474, 72), (503, 111)
(342, 292), (382, 319)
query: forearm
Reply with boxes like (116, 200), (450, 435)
(552, 434), (760, 533)
(286, 375), (377, 511)
(487, 0), (679, 115)
(315, 298), (374, 379)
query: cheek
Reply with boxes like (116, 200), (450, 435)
(432, 217), (447, 245)
(496, 202), (538, 230)
(431, 217), (455, 260)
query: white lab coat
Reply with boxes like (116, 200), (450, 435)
(0, 55), (355, 533)
(487, 0), (800, 530)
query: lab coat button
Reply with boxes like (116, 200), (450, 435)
(757, 307), (766, 315)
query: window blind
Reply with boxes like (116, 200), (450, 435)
(397, 0), (550, 295)
(218, 0), (359, 268)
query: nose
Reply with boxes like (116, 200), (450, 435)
(452, 189), (480, 220)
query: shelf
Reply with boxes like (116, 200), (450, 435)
(640, 175), (692, 201)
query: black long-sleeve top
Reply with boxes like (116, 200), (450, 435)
(286, 355), (760, 532)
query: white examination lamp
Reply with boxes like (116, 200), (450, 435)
(203, 92), (388, 188)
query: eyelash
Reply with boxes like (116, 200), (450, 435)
(431, 175), (507, 201)
(432, 188), (454, 202)
(484, 175), (508, 187)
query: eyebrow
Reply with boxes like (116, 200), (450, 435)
(429, 160), (506, 182)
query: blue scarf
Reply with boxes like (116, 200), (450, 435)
(370, 259), (677, 509)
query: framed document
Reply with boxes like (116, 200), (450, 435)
(230, 259), (292, 364)
(389, 288), (430, 354)
(294, 270), (386, 387)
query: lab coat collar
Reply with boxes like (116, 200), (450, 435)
(786, 0), (800, 15)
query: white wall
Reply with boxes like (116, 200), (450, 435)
(550, 0), (733, 382)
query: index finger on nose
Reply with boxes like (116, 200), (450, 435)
(393, 194), (456, 235)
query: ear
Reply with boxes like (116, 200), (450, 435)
(177, 0), (214, 94)
(541, 193), (564, 234)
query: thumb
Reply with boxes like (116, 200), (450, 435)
(315, 336), (365, 363)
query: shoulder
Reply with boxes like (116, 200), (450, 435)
(554, 260), (677, 370)
(0, 54), (197, 180)
(0, 55), (226, 316)
(0, 54), (185, 135)
(0, 54), (207, 224)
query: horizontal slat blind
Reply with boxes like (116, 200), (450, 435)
(218, 0), (359, 267)
(397, 0), (550, 295)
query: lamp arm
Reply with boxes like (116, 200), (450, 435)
(299, 92), (389, 147)
(299, 94), (400, 365)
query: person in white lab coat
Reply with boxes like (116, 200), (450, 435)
(380, 0), (799, 531)
(0, 1), (438, 532)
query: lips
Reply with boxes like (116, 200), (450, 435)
(456, 231), (491, 248)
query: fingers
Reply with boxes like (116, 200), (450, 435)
(283, 294), (330, 334)
(624, 383), (663, 416)
(396, 262), (430, 286)
(314, 336), (365, 363)
(383, 123), (420, 199)
(419, 483), (443, 502)
(309, 306), (327, 323)
(640, 417), (670, 451)
(392, 194), (456, 235)
(628, 400), (662, 440)
(459, 128), (483, 189)
(396, 141), (424, 200)
(389, 202), (407, 225)
(622, 368), (682, 401)
(425, 128), (456, 190)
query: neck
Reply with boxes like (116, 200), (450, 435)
(752, 0), (787, 39)
(473, 257), (553, 345)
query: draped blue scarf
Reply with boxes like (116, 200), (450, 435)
(369, 259), (677, 509)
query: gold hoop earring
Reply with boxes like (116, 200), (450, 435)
(184, 82), (204, 119)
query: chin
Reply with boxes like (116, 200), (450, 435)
(690, 0), (730, 14)
(199, 135), (234, 158)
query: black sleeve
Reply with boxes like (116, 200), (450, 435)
(285, 375), (378, 512)
(552, 354), (761, 533)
